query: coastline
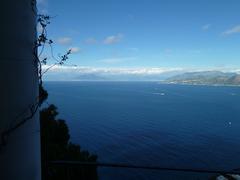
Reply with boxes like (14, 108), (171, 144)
(160, 81), (240, 87)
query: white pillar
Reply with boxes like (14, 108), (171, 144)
(0, 0), (41, 180)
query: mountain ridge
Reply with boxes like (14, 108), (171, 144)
(165, 71), (240, 86)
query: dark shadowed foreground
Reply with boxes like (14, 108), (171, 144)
(40, 85), (98, 180)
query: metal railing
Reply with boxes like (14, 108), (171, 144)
(45, 160), (240, 180)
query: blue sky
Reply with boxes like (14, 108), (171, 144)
(37, 0), (240, 80)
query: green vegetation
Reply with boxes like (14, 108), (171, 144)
(40, 86), (98, 180)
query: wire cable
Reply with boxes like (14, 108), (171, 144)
(49, 160), (240, 175)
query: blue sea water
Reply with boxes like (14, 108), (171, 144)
(45, 81), (240, 179)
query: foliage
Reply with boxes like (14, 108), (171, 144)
(35, 15), (72, 103)
(37, 12), (98, 180)
(40, 104), (98, 180)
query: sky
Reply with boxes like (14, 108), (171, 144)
(37, 0), (240, 80)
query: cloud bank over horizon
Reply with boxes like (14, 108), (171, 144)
(42, 65), (240, 81)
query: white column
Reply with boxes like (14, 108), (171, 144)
(0, 0), (41, 180)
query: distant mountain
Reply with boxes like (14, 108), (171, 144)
(44, 67), (184, 81)
(165, 71), (240, 86)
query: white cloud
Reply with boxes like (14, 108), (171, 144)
(85, 38), (97, 44)
(57, 37), (72, 45)
(202, 24), (211, 31)
(98, 57), (135, 64)
(43, 65), (183, 75)
(42, 65), (240, 81)
(103, 33), (123, 45)
(42, 65), (240, 75)
(222, 25), (240, 36)
(69, 47), (81, 53)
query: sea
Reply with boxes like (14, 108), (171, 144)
(44, 81), (240, 180)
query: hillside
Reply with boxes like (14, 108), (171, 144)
(165, 71), (240, 86)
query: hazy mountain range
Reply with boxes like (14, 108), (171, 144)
(43, 65), (240, 85)
(165, 71), (240, 86)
